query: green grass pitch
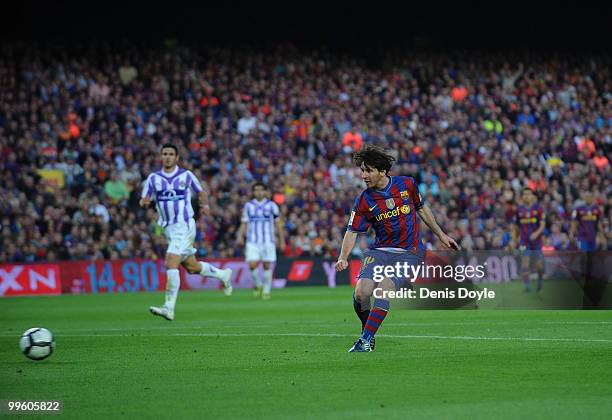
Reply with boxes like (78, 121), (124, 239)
(1, 286), (612, 419)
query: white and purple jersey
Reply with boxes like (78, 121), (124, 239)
(141, 166), (203, 227)
(241, 199), (279, 245)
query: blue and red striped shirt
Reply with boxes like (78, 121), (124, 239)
(515, 205), (544, 250)
(348, 176), (424, 254)
(572, 205), (601, 242)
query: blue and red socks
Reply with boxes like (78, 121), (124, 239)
(522, 269), (530, 291)
(352, 293), (370, 330)
(361, 298), (389, 341)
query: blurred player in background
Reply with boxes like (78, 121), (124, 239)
(512, 188), (545, 292)
(140, 143), (232, 321)
(570, 191), (602, 303)
(237, 182), (284, 300)
(335, 145), (459, 352)
(569, 191), (602, 252)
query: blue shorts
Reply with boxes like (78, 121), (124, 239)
(518, 245), (543, 259)
(358, 248), (424, 290)
(579, 240), (597, 252)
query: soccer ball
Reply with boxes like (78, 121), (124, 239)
(19, 328), (55, 361)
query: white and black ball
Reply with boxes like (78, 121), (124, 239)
(19, 328), (55, 361)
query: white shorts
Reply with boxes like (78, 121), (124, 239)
(245, 243), (277, 262)
(164, 218), (197, 261)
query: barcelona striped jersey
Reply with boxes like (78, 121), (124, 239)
(572, 205), (601, 242)
(348, 176), (424, 254)
(515, 204), (543, 250)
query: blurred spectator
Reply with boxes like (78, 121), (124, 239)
(342, 130), (363, 153)
(104, 172), (129, 204)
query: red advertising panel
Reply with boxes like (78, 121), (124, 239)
(349, 260), (361, 286)
(287, 261), (314, 282)
(0, 259), (279, 297)
(0, 264), (61, 297)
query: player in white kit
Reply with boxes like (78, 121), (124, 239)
(237, 182), (284, 299)
(140, 143), (232, 320)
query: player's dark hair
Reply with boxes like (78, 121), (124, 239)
(161, 143), (178, 155)
(252, 181), (267, 191)
(353, 144), (395, 174)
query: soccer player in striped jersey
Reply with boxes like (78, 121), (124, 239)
(335, 145), (459, 352)
(237, 182), (284, 300)
(511, 188), (545, 292)
(140, 143), (232, 321)
(569, 191), (602, 252)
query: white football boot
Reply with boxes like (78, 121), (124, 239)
(149, 306), (174, 321)
(219, 268), (233, 296)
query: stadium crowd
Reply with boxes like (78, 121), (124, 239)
(0, 42), (610, 262)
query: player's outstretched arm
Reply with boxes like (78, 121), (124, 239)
(336, 230), (358, 271)
(510, 224), (519, 250)
(276, 218), (285, 250)
(416, 205), (460, 250)
(568, 220), (577, 243)
(198, 191), (210, 217)
(236, 222), (247, 246)
(530, 218), (545, 241)
(140, 174), (154, 207)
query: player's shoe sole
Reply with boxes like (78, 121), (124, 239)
(219, 268), (233, 296)
(149, 306), (174, 321)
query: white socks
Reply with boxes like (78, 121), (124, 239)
(251, 268), (262, 288)
(200, 262), (222, 279)
(165, 269), (180, 311)
(164, 263), (226, 312)
(263, 269), (272, 295)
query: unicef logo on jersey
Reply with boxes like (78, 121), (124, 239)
(158, 189), (186, 202)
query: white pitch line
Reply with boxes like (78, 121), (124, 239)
(382, 334), (612, 343)
(172, 332), (612, 343)
(1, 331), (610, 343)
(543, 321), (612, 325)
(4, 319), (610, 335)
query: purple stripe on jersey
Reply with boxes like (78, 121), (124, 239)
(183, 174), (190, 223)
(160, 178), (170, 227)
(262, 204), (268, 243)
(172, 177), (181, 224)
(258, 204), (265, 243)
(184, 203), (190, 223)
(252, 209), (258, 243)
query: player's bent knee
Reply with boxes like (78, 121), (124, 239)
(165, 260), (181, 271)
(355, 280), (373, 302)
